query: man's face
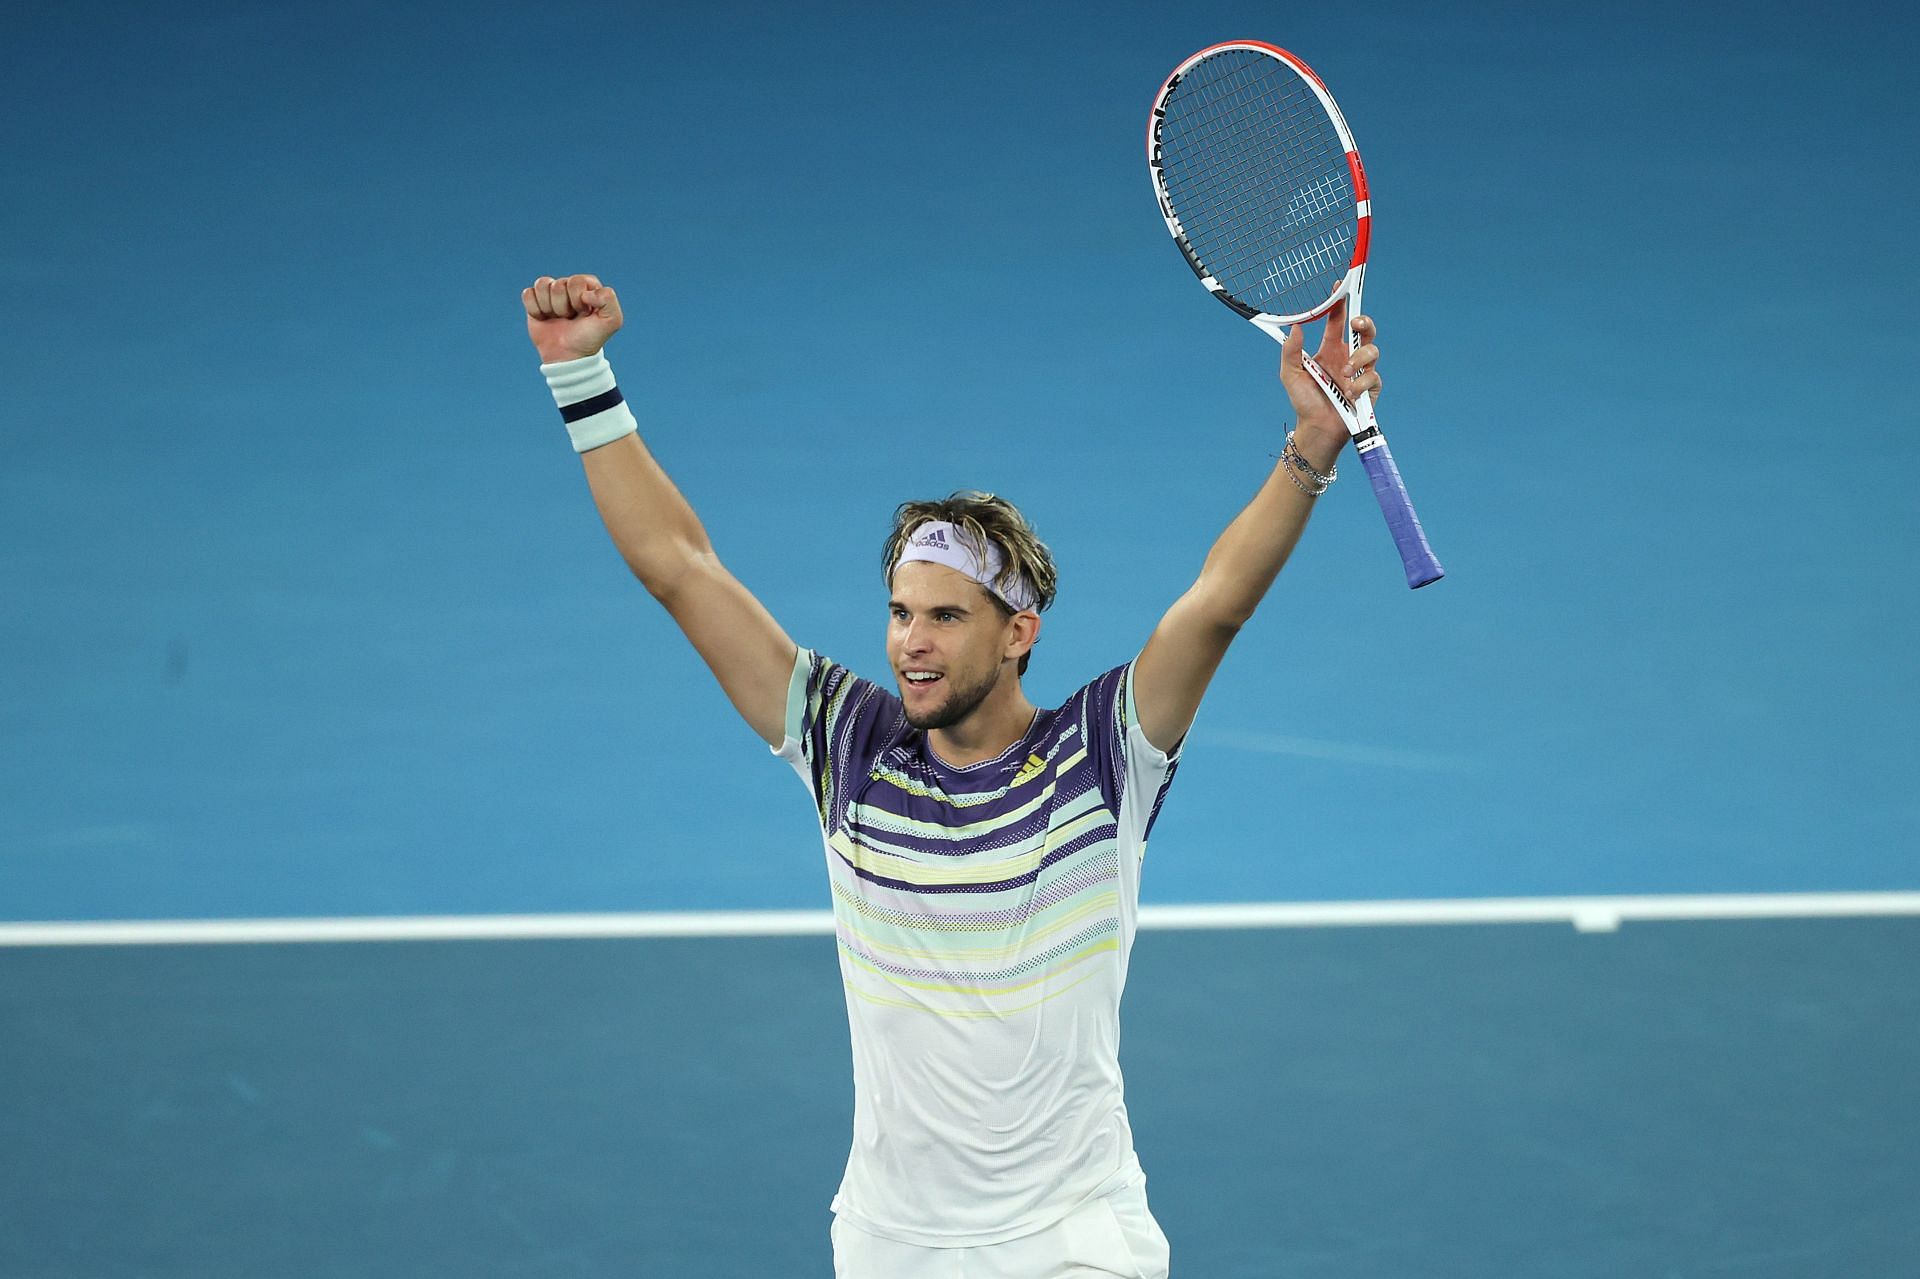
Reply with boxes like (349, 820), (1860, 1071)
(887, 561), (1014, 731)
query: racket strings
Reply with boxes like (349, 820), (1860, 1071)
(1157, 50), (1356, 318)
(1164, 65), (1343, 269)
(1170, 71), (1313, 213)
(1166, 71), (1348, 303)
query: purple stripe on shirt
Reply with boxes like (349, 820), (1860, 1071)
(832, 821), (1118, 895)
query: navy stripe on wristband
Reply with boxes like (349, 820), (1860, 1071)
(541, 351), (637, 453)
(559, 386), (625, 423)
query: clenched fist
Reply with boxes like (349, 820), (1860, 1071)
(524, 274), (623, 364)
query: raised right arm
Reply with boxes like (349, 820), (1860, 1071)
(525, 274), (797, 748)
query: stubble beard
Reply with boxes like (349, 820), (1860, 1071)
(903, 662), (1001, 732)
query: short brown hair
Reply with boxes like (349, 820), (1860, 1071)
(882, 491), (1058, 675)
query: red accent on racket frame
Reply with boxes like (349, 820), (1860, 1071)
(1352, 214), (1372, 268)
(1149, 42), (1334, 161)
(1184, 39), (1329, 91)
(1250, 41), (1329, 91)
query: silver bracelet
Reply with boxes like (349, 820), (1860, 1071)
(1281, 431), (1337, 496)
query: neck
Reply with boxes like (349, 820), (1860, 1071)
(927, 673), (1036, 768)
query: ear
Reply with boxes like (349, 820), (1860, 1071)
(1005, 610), (1040, 664)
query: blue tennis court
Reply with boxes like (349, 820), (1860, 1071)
(7, 915), (1918, 1275)
(3, 0), (1916, 1274)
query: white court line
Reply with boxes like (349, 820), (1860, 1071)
(1, 893), (1917, 948)
(1199, 728), (1474, 772)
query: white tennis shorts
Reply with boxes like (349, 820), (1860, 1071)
(830, 1179), (1171, 1279)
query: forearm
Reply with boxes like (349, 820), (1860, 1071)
(580, 433), (717, 603)
(1190, 424), (1344, 627)
(536, 338), (716, 602)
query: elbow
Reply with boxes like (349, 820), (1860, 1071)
(1212, 608), (1254, 639)
(1192, 582), (1257, 633)
(634, 561), (679, 604)
(634, 542), (717, 607)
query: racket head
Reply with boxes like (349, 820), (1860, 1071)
(1148, 41), (1371, 326)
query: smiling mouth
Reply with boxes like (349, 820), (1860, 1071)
(902, 672), (944, 688)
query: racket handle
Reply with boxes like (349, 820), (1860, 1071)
(1355, 438), (1445, 588)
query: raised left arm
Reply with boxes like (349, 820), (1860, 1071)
(1132, 308), (1382, 752)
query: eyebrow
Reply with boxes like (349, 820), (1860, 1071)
(888, 599), (973, 617)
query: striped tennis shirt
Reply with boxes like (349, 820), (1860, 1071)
(773, 647), (1182, 1247)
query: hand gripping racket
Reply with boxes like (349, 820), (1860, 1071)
(1149, 40), (1444, 589)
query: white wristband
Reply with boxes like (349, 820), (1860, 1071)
(540, 351), (638, 453)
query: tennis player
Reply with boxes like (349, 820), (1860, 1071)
(524, 272), (1381, 1278)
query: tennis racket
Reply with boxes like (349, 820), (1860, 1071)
(1148, 40), (1443, 589)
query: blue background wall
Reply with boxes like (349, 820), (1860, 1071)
(3, 0), (1915, 920)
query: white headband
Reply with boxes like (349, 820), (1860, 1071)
(895, 520), (1039, 613)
